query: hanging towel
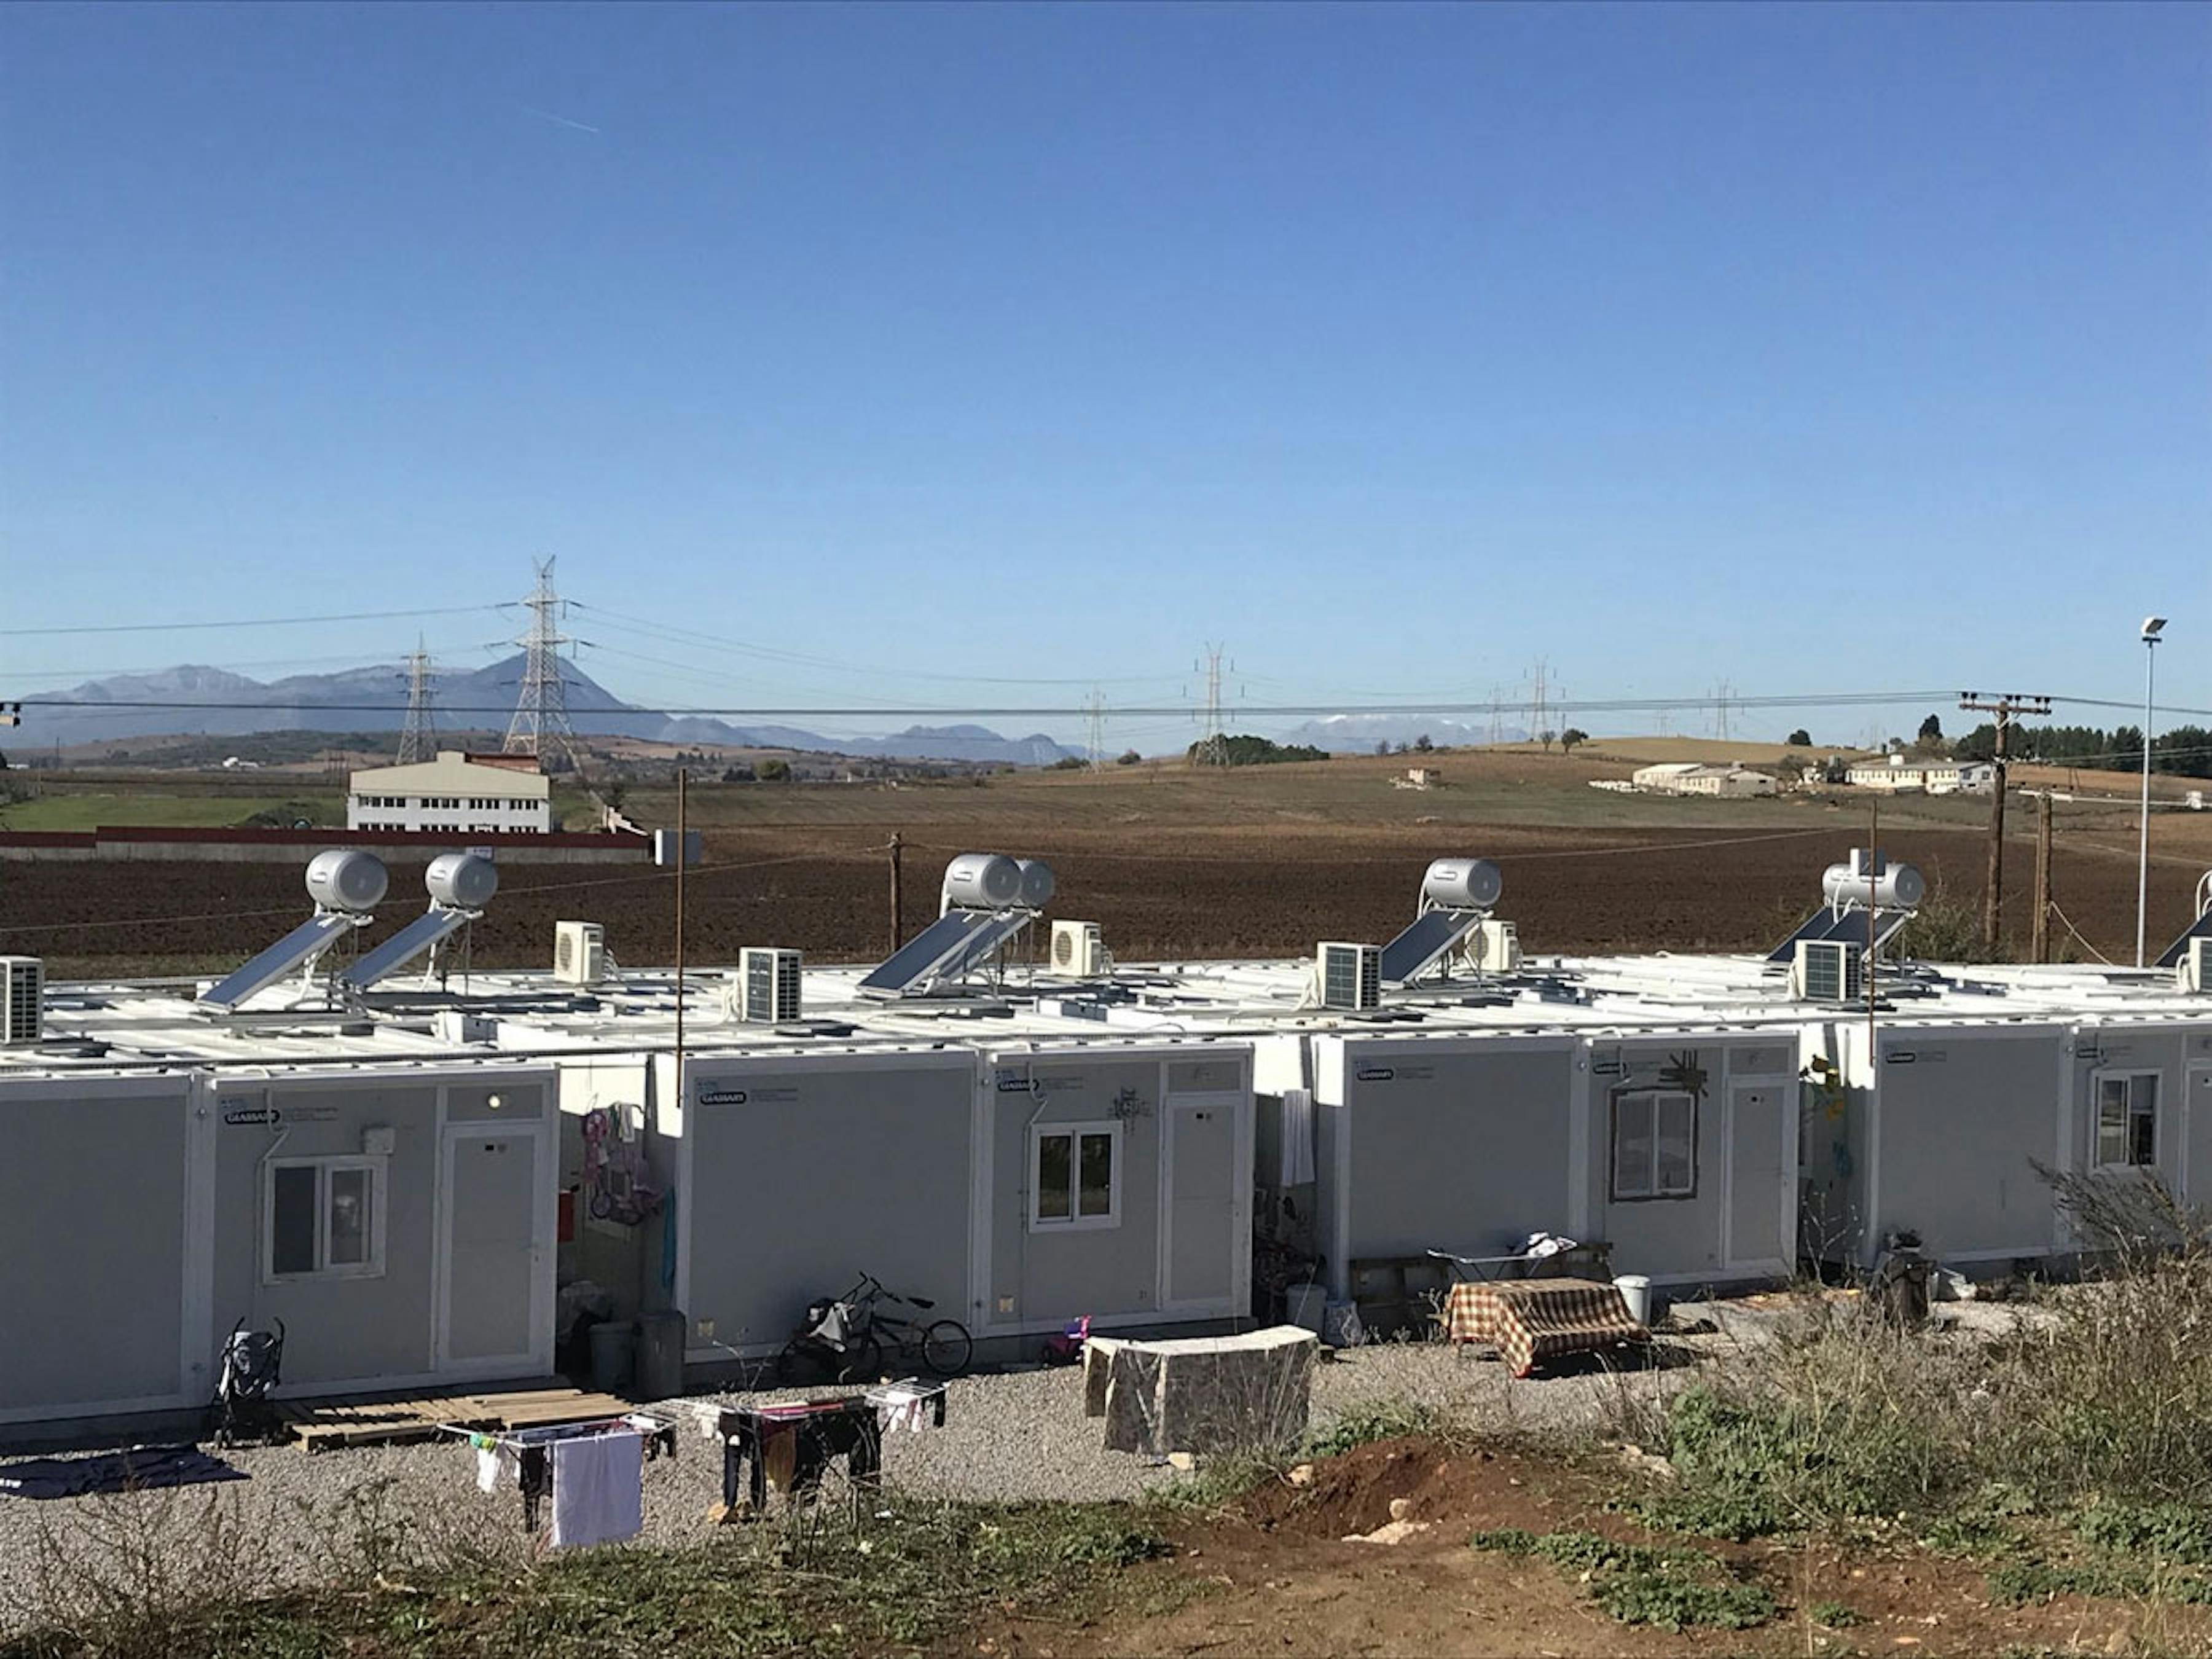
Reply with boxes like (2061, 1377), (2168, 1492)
(1279, 1088), (1316, 1186)
(549, 1430), (643, 1549)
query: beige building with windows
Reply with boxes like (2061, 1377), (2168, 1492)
(347, 751), (551, 834)
(1629, 762), (1778, 798)
(1843, 755), (1996, 794)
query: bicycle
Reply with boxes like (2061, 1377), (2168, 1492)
(776, 1272), (974, 1384)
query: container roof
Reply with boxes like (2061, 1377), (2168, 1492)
(6, 943), (2207, 1081)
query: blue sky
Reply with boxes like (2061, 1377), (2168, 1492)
(3, 2), (2206, 748)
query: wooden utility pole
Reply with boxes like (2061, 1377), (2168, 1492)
(1959, 692), (2052, 959)
(673, 768), (688, 1069)
(2033, 792), (2053, 963)
(889, 831), (904, 954)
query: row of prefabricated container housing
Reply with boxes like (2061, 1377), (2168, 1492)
(4, 846), (2211, 1434)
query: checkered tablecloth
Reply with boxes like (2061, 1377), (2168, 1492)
(1440, 1277), (1649, 1378)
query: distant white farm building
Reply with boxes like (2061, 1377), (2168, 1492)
(1630, 763), (1778, 798)
(1843, 755), (1995, 795)
(348, 750), (552, 834)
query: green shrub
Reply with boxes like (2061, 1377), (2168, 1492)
(1304, 1399), (1441, 1459)
(1469, 1528), (1775, 1632)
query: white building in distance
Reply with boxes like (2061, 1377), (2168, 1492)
(348, 750), (552, 834)
(1629, 762), (1778, 798)
(1843, 755), (1996, 795)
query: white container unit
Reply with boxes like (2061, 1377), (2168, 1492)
(973, 1040), (1254, 1341)
(2063, 1017), (2212, 1226)
(654, 1045), (979, 1366)
(1, 1062), (559, 1431)
(1803, 1018), (2075, 1271)
(1308, 1027), (1799, 1298)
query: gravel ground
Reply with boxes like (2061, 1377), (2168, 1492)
(0, 1337), (1719, 1634)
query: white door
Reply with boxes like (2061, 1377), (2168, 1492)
(1727, 1084), (1787, 1270)
(2189, 1065), (2212, 1206)
(438, 1126), (551, 1378)
(1162, 1096), (1238, 1309)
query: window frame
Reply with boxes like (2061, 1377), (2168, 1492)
(1610, 1088), (1698, 1202)
(2094, 1070), (2161, 1170)
(1029, 1120), (1123, 1232)
(262, 1154), (388, 1284)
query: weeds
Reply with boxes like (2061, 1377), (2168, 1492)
(5, 1491), (1180, 1659)
(1626, 1316), (1975, 1542)
(1806, 1598), (1861, 1628)
(1304, 1398), (1444, 1460)
(1469, 1528), (1776, 1631)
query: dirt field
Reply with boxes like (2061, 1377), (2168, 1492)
(5, 750), (2206, 975)
(975, 1437), (2212, 1657)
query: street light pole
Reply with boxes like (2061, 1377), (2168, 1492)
(2138, 617), (2167, 968)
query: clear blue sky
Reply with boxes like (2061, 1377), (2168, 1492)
(3, 1), (2206, 747)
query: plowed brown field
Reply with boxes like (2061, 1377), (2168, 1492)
(4, 818), (2200, 976)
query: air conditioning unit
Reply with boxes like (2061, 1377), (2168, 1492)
(740, 947), (803, 1024)
(1051, 920), (1108, 977)
(1468, 919), (1521, 975)
(1318, 942), (1382, 1011)
(0, 957), (43, 1046)
(2180, 937), (2212, 995)
(554, 922), (606, 986)
(1792, 939), (1865, 1003)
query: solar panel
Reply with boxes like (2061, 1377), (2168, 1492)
(1379, 910), (1482, 986)
(2156, 911), (2212, 971)
(340, 907), (474, 991)
(931, 911), (1033, 986)
(1766, 907), (1908, 963)
(857, 911), (996, 997)
(198, 912), (356, 1011)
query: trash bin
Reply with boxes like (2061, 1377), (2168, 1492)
(1612, 1274), (1653, 1326)
(588, 1318), (637, 1395)
(1286, 1284), (1328, 1336)
(633, 1309), (686, 1402)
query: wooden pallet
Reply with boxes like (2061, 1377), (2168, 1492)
(278, 1386), (637, 1452)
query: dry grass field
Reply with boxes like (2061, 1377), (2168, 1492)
(5, 748), (2206, 976)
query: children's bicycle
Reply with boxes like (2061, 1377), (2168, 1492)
(777, 1272), (974, 1384)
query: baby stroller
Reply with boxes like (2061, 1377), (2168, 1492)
(208, 1318), (286, 1448)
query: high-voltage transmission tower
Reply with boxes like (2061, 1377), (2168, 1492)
(396, 637), (437, 764)
(1084, 688), (1108, 771)
(503, 558), (581, 764)
(1194, 645), (1230, 766)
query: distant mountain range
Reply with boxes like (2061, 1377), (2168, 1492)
(15, 655), (1084, 767)
(1280, 713), (1526, 752)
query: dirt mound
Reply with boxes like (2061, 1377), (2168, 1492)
(1238, 1436), (1505, 1539)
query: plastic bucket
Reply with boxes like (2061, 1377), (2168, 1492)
(633, 1309), (686, 1402)
(588, 1318), (638, 1395)
(1285, 1283), (1327, 1336)
(1613, 1274), (1653, 1326)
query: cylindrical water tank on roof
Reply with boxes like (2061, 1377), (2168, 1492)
(426, 851), (500, 910)
(1822, 860), (1926, 911)
(305, 849), (388, 914)
(1422, 857), (1504, 912)
(943, 852), (1022, 911)
(1014, 858), (1056, 909)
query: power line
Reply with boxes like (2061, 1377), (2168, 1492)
(0, 605), (512, 638)
(577, 605), (1176, 689)
(21, 690), (2209, 720)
